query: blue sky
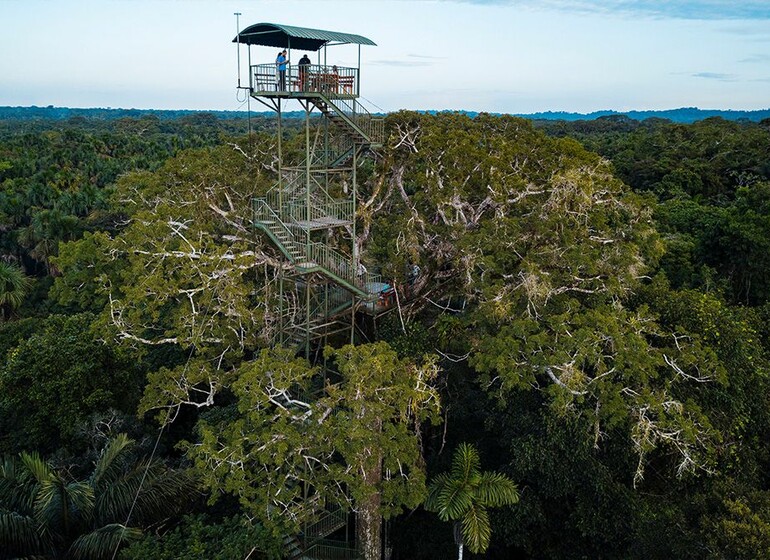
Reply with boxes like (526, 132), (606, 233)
(1, 0), (769, 114)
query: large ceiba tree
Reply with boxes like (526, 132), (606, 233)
(363, 111), (723, 485)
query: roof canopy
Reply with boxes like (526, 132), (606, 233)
(233, 23), (376, 51)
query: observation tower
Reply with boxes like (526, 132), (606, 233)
(233, 23), (387, 357)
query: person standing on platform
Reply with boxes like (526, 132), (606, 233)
(276, 50), (289, 91)
(298, 54), (311, 90)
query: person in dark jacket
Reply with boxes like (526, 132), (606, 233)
(298, 54), (311, 90)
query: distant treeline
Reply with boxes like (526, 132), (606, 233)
(518, 106), (770, 123)
(3, 105), (770, 124)
(0, 105), (306, 121)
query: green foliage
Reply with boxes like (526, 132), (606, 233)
(52, 143), (273, 362)
(549, 116), (770, 306)
(0, 313), (140, 454)
(377, 316), (433, 358)
(49, 231), (119, 313)
(323, 343), (442, 519)
(120, 513), (281, 560)
(183, 347), (319, 535)
(655, 182), (770, 304)
(702, 493), (770, 560)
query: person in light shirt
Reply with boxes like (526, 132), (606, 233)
(275, 50), (289, 91)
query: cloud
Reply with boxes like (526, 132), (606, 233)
(370, 54), (446, 67)
(739, 54), (770, 63)
(407, 54), (448, 60)
(370, 59), (436, 67)
(440, 0), (770, 20)
(692, 72), (738, 81)
(718, 24), (770, 38)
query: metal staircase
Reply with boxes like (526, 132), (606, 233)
(252, 87), (385, 354)
(254, 189), (380, 298)
(283, 506), (357, 560)
(310, 94), (384, 147)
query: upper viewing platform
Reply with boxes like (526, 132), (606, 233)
(250, 63), (360, 99)
(233, 22), (376, 101)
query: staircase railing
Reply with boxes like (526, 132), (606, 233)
(270, 170), (341, 207)
(325, 134), (356, 168)
(318, 94), (385, 145)
(300, 133), (355, 169)
(264, 170), (356, 226)
(255, 199), (378, 298)
(303, 539), (360, 560)
(253, 199), (304, 262)
(305, 241), (382, 295)
(286, 199), (354, 225)
(304, 506), (347, 540)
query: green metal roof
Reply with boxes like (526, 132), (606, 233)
(233, 23), (376, 51)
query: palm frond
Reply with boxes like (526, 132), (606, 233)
(0, 262), (30, 311)
(0, 511), (50, 557)
(90, 434), (134, 491)
(0, 456), (36, 515)
(426, 472), (474, 522)
(92, 459), (158, 526)
(65, 523), (142, 560)
(94, 458), (196, 527)
(34, 477), (94, 537)
(461, 503), (491, 554)
(19, 453), (53, 486)
(130, 466), (197, 526)
(426, 443), (518, 554)
(435, 479), (474, 522)
(424, 473), (451, 512)
(475, 471), (519, 508)
(451, 443), (480, 486)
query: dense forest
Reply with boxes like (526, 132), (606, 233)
(1, 110), (770, 559)
(4, 104), (770, 124)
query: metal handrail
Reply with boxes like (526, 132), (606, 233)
(303, 540), (360, 560)
(255, 198), (375, 296)
(319, 95), (385, 145)
(286, 199), (354, 224)
(266, 171), (355, 225)
(306, 242), (355, 285)
(267, 170), (338, 206)
(251, 63), (359, 97)
(304, 506), (347, 539)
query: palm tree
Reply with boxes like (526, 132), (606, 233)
(0, 261), (30, 321)
(425, 443), (519, 559)
(0, 434), (196, 560)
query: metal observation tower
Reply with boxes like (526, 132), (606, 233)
(233, 23), (389, 357)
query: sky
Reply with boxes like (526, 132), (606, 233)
(1, 0), (769, 114)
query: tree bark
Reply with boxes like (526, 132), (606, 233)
(356, 418), (383, 560)
(357, 486), (382, 560)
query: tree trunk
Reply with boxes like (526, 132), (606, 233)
(356, 418), (383, 560)
(357, 488), (382, 560)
